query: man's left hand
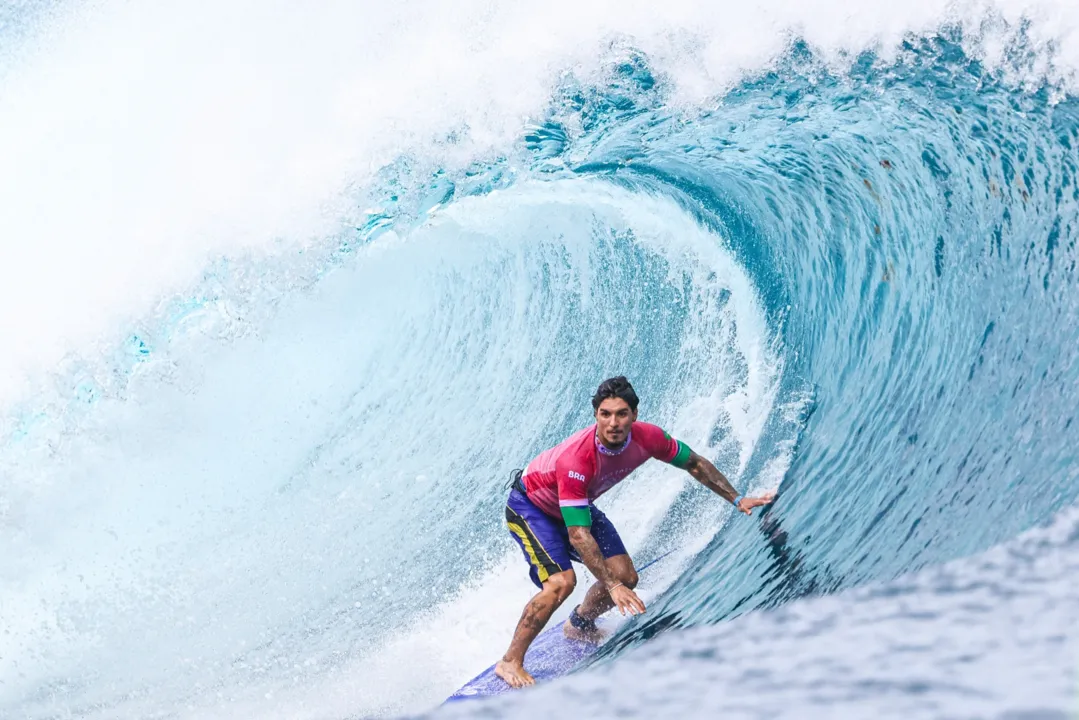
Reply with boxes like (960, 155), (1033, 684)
(735, 491), (776, 515)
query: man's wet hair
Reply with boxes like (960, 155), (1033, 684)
(591, 376), (639, 411)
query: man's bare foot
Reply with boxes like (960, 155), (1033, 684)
(494, 658), (535, 688)
(562, 617), (607, 644)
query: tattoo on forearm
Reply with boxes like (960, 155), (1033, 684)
(687, 452), (737, 502)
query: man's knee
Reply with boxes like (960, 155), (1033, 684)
(622, 568), (639, 589)
(543, 569), (576, 601)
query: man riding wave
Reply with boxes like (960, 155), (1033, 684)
(494, 376), (775, 688)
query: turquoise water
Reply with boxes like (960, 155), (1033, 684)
(1, 6), (1078, 720)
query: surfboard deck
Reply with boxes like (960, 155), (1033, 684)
(445, 618), (606, 702)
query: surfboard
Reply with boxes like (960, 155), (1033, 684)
(445, 619), (606, 702)
(445, 551), (673, 703)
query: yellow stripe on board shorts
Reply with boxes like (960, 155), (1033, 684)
(507, 520), (550, 583)
(505, 504), (562, 584)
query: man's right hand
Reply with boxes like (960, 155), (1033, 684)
(609, 584), (646, 616)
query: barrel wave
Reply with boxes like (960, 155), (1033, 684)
(2, 8), (1078, 720)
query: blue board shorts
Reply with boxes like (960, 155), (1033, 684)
(505, 476), (627, 589)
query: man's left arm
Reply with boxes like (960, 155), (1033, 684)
(684, 452), (775, 515)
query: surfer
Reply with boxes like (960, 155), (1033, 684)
(494, 376), (775, 688)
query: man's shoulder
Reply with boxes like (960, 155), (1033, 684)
(631, 420), (664, 432)
(553, 425), (597, 472)
(630, 421), (679, 457)
(630, 421), (668, 440)
(561, 424), (598, 450)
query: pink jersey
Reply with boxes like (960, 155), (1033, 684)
(521, 421), (692, 525)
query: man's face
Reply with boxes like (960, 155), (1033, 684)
(594, 397), (637, 449)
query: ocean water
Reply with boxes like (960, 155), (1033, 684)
(1, 2), (1078, 719)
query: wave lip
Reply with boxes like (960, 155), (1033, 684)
(3, 0), (1079, 405)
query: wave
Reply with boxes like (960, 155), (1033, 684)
(1, 3), (1078, 719)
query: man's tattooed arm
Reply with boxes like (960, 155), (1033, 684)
(684, 452), (739, 503)
(567, 526), (617, 588)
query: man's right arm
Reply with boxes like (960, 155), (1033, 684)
(567, 526), (646, 616)
(566, 525), (617, 587)
(556, 459), (645, 615)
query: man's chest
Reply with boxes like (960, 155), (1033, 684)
(587, 447), (650, 494)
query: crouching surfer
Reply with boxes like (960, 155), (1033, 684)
(494, 376), (775, 688)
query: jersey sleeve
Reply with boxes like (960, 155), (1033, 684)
(555, 458), (592, 526)
(634, 422), (694, 469)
